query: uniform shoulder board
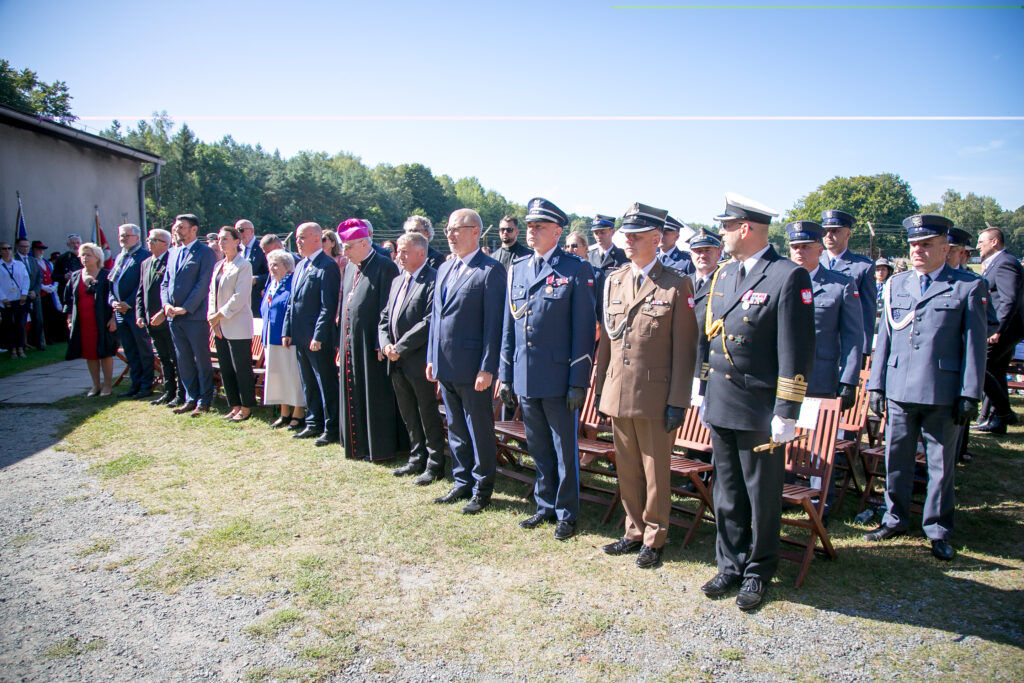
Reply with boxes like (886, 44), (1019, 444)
(563, 252), (582, 262)
(587, 244), (600, 252)
(511, 254), (531, 265)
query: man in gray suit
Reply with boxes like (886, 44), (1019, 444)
(866, 214), (988, 561)
(14, 238), (43, 350)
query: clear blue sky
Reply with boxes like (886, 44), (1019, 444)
(3, 0), (1022, 224)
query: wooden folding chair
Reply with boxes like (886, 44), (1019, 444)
(668, 405), (715, 547)
(832, 368), (872, 512)
(857, 415), (930, 515)
(250, 334), (266, 403)
(780, 397), (842, 588)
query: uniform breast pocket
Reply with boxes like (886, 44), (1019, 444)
(814, 295), (836, 309)
(638, 306), (669, 337)
(932, 298), (961, 325)
(604, 303), (625, 325)
(543, 285), (570, 301)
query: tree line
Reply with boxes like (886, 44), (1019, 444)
(1, 59), (1021, 256)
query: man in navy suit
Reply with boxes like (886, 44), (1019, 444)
(427, 208), (506, 514)
(161, 214), (217, 416)
(282, 222), (341, 445)
(820, 210), (877, 355)
(236, 219), (269, 318)
(972, 226), (1024, 434)
(109, 223), (154, 398)
(499, 198), (596, 541)
(380, 231), (445, 485)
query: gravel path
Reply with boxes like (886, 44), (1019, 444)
(0, 406), (297, 682)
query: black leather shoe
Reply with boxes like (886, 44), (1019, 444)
(519, 512), (552, 529)
(554, 520), (576, 541)
(736, 577), (768, 611)
(931, 539), (956, 561)
(414, 471), (443, 486)
(971, 415), (1008, 434)
(461, 495), (491, 514)
(150, 392), (173, 406)
(292, 427), (319, 439)
(434, 488), (472, 504)
(314, 433), (339, 447)
(701, 572), (743, 598)
(863, 524), (907, 542)
(603, 538), (643, 556)
(287, 420), (304, 432)
(393, 462), (423, 477)
(133, 387), (153, 399)
(636, 545), (663, 569)
(165, 398), (182, 409)
(118, 387), (140, 398)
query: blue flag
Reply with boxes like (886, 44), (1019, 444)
(14, 194), (27, 243)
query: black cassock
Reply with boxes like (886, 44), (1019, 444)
(339, 251), (407, 461)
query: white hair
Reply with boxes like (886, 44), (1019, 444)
(118, 223), (141, 236)
(403, 215), (434, 241)
(149, 228), (172, 244)
(266, 248), (295, 272)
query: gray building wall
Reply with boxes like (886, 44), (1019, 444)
(0, 123), (143, 253)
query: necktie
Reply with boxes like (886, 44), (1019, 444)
(633, 271), (643, 297)
(534, 256), (544, 278)
(920, 274), (931, 296)
(735, 263), (746, 292)
(443, 261), (462, 303)
(828, 257), (837, 270)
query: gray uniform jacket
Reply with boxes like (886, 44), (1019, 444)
(869, 265), (988, 405)
(808, 267), (863, 396)
(820, 249), (877, 352)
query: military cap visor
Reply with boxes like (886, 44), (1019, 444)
(525, 197), (568, 227)
(714, 192), (778, 226)
(619, 202), (668, 233)
(821, 210), (855, 229)
(903, 214), (952, 243)
(663, 215), (686, 233)
(591, 214), (616, 231)
(688, 229), (722, 249)
(785, 220), (824, 245)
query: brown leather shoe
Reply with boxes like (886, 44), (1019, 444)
(172, 401), (196, 415)
(189, 405), (211, 417)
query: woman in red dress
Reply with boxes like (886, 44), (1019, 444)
(64, 242), (118, 396)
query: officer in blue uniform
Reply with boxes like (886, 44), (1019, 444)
(588, 214), (627, 319)
(688, 227), (723, 392)
(866, 215), (988, 561)
(820, 210), (877, 354)
(786, 221), (863, 405)
(699, 193), (816, 611)
(658, 215), (695, 275)
(499, 198), (597, 541)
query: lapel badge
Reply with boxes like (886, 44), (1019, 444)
(545, 285), (553, 294)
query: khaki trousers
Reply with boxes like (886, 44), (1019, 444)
(611, 416), (673, 548)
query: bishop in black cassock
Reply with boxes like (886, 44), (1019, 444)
(337, 220), (407, 461)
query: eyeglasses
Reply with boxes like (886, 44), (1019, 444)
(498, 227), (515, 233)
(445, 226), (474, 235)
(0, 247), (10, 251)
(565, 243), (582, 250)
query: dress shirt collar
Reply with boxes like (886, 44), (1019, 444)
(917, 263), (945, 283)
(982, 249), (1005, 271)
(630, 256), (658, 279)
(808, 265), (820, 280)
(303, 248), (323, 264)
(180, 238), (197, 251)
(534, 245), (559, 264)
(741, 244), (772, 275)
(456, 249), (479, 268)
(404, 262), (426, 281)
(826, 247), (848, 263)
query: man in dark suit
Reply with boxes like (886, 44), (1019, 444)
(426, 208), (506, 515)
(14, 237), (44, 350)
(282, 222), (341, 443)
(236, 219), (269, 318)
(136, 229), (181, 406)
(494, 215), (531, 270)
(699, 193), (815, 611)
(53, 234), (83, 305)
(972, 226), (1024, 434)
(819, 210), (877, 355)
(380, 232), (446, 485)
(867, 215), (987, 561)
(109, 223), (154, 398)
(499, 198), (597, 542)
(403, 215), (446, 270)
(161, 213), (217, 416)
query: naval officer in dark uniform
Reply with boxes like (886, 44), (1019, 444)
(595, 203), (697, 569)
(499, 198), (596, 541)
(820, 210), (877, 354)
(699, 193), (816, 611)
(866, 215), (987, 561)
(786, 221), (863, 405)
(658, 215), (695, 275)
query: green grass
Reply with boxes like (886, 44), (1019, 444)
(43, 636), (106, 659)
(0, 342), (68, 379)
(74, 537), (115, 557)
(53, 396), (1024, 680)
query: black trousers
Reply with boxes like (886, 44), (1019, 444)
(391, 363), (445, 474)
(982, 333), (1022, 417)
(26, 294), (44, 348)
(0, 302), (27, 349)
(296, 344), (339, 435)
(215, 336), (256, 408)
(148, 323), (181, 398)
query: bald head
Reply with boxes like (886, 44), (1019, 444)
(296, 222), (323, 258)
(235, 219), (255, 245)
(446, 208), (483, 259)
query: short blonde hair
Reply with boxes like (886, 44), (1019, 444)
(78, 242), (104, 263)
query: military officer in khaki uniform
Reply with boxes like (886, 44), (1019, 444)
(595, 203), (698, 569)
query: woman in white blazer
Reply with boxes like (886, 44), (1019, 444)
(208, 225), (255, 421)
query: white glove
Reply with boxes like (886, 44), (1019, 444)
(770, 415), (797, 444)
(698, 398), (709, 428)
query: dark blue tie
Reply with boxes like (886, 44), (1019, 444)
(920, 274), (931, 296)
(534, 256), (544, 278)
